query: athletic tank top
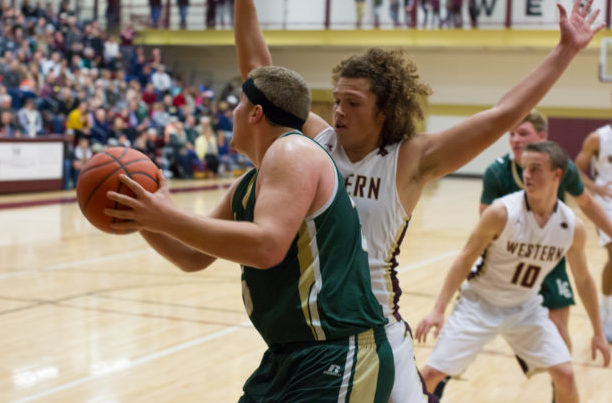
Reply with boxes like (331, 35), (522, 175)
(465, 191), (575, 307)
(232, 131), (387, 346)
(315, 127), (410, 323)
(593, 125), (612, 192)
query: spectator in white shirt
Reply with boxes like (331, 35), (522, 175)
(151, 65), (172, 93)
(17, 98), (44, 137)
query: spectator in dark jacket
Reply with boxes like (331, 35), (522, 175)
(177, 0), (189, 29)
(149, 0), (162, 28)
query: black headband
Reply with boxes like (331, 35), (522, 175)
(242, 78), (305, 131)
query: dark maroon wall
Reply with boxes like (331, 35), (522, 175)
(548, 117), (610, 159)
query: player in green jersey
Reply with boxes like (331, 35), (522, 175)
(104, 65), (394, 402)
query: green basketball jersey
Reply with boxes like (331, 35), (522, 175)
(480, 153), (584, 205)
(231, 134), (387, 346)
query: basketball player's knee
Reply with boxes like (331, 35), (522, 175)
(549, 363), (576, 391)
(421, 365), (447, 392)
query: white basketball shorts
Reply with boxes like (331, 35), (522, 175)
(426, 290), (571, 377)
(385, 319), (432, 402)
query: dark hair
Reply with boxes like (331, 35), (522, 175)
(523, 141), (569, 175)
(332, 48), (432, 149)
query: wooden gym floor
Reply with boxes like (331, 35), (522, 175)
(0, 176), (610, 402)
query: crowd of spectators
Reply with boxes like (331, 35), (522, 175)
(146, 0), (235, 30)
(0, 1), (246, 190)
(356, 0), (480, 29)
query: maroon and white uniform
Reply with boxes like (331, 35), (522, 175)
(427, 191), (574, 376)
(316, 127), (429, 403)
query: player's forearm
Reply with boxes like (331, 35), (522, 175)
(140, 230), (216, 272)
(492, 44), (579, 134)
(421, 45), (580, 179)
(159, 207), (287, 269)
(578, 194), (612, 239)
(574, 274), (605, 335)
(576, 169), (599, 194)
(433, 255), (472, 313)
(235, 0), (272, 80)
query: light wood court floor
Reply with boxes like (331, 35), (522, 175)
(0, 177), (610, 402)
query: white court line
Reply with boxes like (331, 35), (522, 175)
(0, 249), (152, 280)
(397, 251), (459, 274)
(11, 321), (253, 403)
(10, 251), (457, 402)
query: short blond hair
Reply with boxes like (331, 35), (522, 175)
(247, 66), (311, 124)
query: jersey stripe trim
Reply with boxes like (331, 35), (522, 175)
(306, 152), (340, 220)
(297, 220), (326, 340)
(337, 335), (356, 403)
(383, 218), (410, 321)
(350, 329), (379, 403)
(241, 173), (257, 210)
(511, 159), (525, 190)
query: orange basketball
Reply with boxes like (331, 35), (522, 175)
(76, 147), (159, 234)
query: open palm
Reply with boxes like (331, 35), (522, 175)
(558, 0), (605, 51)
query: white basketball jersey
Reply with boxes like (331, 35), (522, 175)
(464, 191), (575, 307)
(316, 127), (410, 322)
(593, 125), (612, 191)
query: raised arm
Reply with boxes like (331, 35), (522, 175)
(416, 0), (604, 182)
(234, 0), (272, 80)
(414, 202), (507, 342)
(234, 1), (329, 138)
(565, 217), (611, 366)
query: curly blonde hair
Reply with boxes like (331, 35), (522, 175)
(332, 48), (432, 149)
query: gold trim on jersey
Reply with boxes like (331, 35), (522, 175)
(349, 329), (380, 403)
(511, 160), (525, 190)
(382, 220), (410, 317)
(296, 221), (325, 340)
(241, 174), (257, 210)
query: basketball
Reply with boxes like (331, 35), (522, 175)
(76, 147), (160, 234)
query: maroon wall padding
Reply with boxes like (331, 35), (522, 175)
(548, 117), (610, 159)
(0, 179), (63, 194)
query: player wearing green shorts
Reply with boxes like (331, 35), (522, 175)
(234, 158), (393, 402)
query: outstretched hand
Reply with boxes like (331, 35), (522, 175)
(104, 170), (173, 233)
(558, 0), (605, 52)
(591, 332), (611, 367)
(415, 310), (445, 343)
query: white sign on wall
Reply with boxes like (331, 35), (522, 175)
(0, 142), (63, 181)
(254, 0), (607, 29)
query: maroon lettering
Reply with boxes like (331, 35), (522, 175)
(354, 175), (367, 198)
(368, 177), (381, 200)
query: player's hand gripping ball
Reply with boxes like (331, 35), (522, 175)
(76, 147), (159, 234)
